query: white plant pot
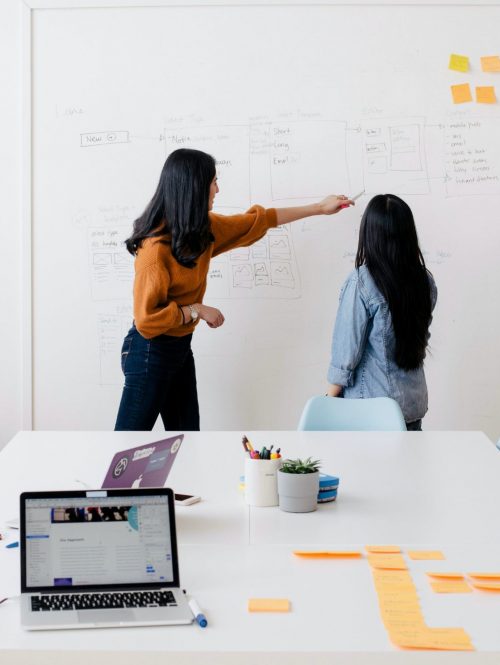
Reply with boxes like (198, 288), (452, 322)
(277, 470), (319, 513)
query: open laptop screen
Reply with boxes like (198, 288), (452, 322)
(20, 489), (180, 593)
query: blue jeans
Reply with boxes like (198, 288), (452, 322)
(114, 325), (200, 431)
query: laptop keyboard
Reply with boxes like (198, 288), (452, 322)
(31, 590), (177, 611)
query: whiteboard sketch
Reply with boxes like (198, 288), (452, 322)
(80, 131), (130, 147)
(88, 226), (134, 301)
(361, 118), (429, 195)
(206, 225), (300, 300)
(97, 306), (132, 385)
(269, 120), (349, 200)
(444, 119), (500, 197)
(164, 124), (250, 209)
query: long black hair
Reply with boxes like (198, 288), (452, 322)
(355, 194), (433, 371)
(125, 148), (216, 267)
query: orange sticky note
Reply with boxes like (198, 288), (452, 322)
(470, 581), (500, 591)
(476, 86), (496, 104)
(467, 572), (500, 579)
(431, 580), (472, 594)
(390, 627), (474, 651)
(408, 550), (445, 560)
(449, 54), (469, 72)
(293, 550), (361, 558)
(368, 553), (407, 569)
(426, 572), (464, 579)
(451, 83), (472, 104)
(248, 598), (290, 612)
(366, 545), (401, 553)
(480, 55), (500, 72)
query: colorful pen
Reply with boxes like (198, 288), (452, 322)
(6, 541), (19, 549)
(243, 435), (254, 452)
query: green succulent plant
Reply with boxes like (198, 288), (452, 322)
(280, 457), (321, 474)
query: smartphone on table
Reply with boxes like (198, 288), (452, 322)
(174, 493), (201, 506)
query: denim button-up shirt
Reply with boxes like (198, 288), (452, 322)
(327, 265), (437, 423)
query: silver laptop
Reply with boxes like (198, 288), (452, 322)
(20, 488), (193, 630)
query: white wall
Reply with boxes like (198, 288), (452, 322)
(0, 1), (22, 450)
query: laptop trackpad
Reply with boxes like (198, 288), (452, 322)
(78, 609), (135, 624)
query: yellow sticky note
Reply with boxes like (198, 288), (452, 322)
(426, 572), (464, 579)
(470, 580), (500, 591)
(451, 83), (472, 104)
(367, 553), (407, 569)
(476, 86), (496, 104)
(390, 627), (474, 651)
(366, 545), (401, 553)
(449, 54), (469, 72)
(248, 598), (290, 612)
(467, 572), (500, 579)
(293, 550), (361, 558)
(408, 550), (445, 560)
(431, 580), (472, 594)
(480, 55), (500, 72)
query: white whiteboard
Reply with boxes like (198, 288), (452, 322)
(30, 3), (500, 438)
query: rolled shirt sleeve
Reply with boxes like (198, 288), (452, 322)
(327, 272), (370, 386)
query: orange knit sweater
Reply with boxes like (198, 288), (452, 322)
(133, 205), (278, 338)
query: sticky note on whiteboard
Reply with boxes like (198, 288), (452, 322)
(480, 55), (500, 72)
(248, 598), (290, 612)
(476, 86), (496, 104)
(449, 54), (469, 72)
(451, 83), (472, 104)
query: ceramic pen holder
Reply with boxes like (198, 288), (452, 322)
(244, 457), (282, 507)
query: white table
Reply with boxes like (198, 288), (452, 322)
(1, 430), (500, 663)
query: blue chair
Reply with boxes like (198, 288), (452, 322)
(298, 395), (406, 431)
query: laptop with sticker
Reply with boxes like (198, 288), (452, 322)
(101, 434), (183, 489)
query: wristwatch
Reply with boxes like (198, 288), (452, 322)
(188, 305), (199, 322)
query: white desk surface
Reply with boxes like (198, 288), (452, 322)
(1, 430), (500, 662)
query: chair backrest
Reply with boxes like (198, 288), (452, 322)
(297, 396), (407, 431)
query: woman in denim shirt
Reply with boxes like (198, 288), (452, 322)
(327, 194), (437, 430)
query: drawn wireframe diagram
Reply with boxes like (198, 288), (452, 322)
(96, 307), (132, 385)
(269, 120), (349, 200)
(88, 227), (133, 301)
(444, 119), (500, 196)
(81, 131), (130, 147)
(163, 124), (251, 208)
(361, 118), (429, 194)
(206, 225), (300, 299)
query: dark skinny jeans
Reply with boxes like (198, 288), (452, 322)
(114, 325), (200, 431)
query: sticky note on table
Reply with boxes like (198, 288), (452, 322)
(367, 553), (407, 569)
(470, 580), (500, 591)
(426, 572), (464, 579)
(366, 545), (401, 553)
(481, 55), (500, 72)
(467, 572), (500, 579)
(248, 598), (290, 612)
(431, 580), (472, 594)
(293, 550), (361, 558)
(451, 83), (472, 104)
(449, 54), (469, 72)
(390, 626), (474, 651)
(476, 86), (496, 104)
(408, 550), (445, 560)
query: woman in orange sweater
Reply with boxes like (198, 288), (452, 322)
(115, 148), (353, 431)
